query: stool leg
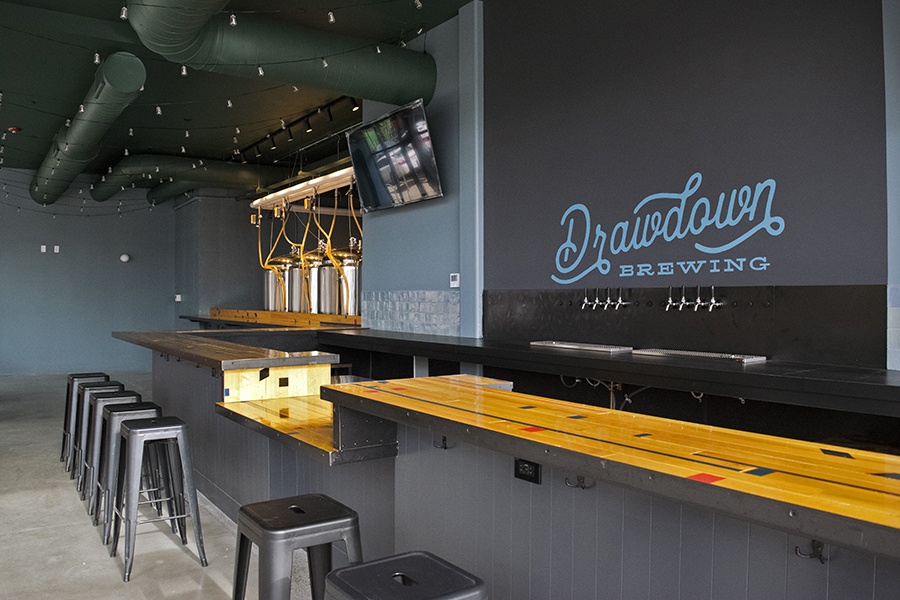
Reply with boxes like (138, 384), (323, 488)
(259, 544), (292, 600)
(175, 431), (207, 567)
(162, 440), (187, 542)
(61, 381), (73, 464)
(104, 432), (123, 545)
(344, 527), (363, 565)
(86, 416), (105, 514)
(232, 531), (253, 600)
(109, 434), (126, 557)
(122, 435), (144, 582)
(308, 544), (332, 600)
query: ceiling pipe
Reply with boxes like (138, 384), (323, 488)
(126, 0), (436, 106)
(30, 52), (146, 204)
(91, 154), (292, 202)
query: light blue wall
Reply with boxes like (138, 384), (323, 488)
(885, 0), (900, 367)
(0, 169), (178, 375)
(360, 14), (462, 293)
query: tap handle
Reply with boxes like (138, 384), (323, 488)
(665, 287), (675, 311)
(693, 285), (708, 311)
(603, 287), (613, 310)
(591, 288), (601, 310)
(678, 285), (688, 311)
(708, 286), (725, 311)
(581, 288), (591, 310)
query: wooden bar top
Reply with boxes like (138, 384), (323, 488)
(322, 375), (900, 558)
(113, 330), (340, 370)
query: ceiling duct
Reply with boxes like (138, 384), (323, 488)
(126, 0), (437, 106)
(30, 52), (146, 205)
(91, 154), (293, 203)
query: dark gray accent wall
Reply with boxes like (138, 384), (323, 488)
(0, 170), (178, 375)
(484, 0), (887, 290)
(173, 191), (265, 316)
(394, 422), (900, 600)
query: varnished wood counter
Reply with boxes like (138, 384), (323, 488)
(113, 329), (340, 370)
(322, 376), (900, 560)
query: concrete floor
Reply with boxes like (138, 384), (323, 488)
(0, 371), (265, 599)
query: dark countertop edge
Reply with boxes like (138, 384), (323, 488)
(113, 330), (340, 370)
(317, 330), (900, 417)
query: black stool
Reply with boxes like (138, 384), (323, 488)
(233, 493), (363, 600)
(61, 373), (108, 471)
(73, 381), (123, 486)
(324, 551), (486, 600)
(95, 401), (161, 536)
(110, 416), (207, 582)
(84, 390), (142, 511)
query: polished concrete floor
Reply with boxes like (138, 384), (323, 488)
(0, 371), (271, 599)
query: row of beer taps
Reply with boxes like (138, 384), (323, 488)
(579, 286), (725, 312)
(666, 285), (724, 312)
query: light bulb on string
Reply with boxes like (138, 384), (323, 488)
(65, 119), (71, 127)
(181, 65), (188, 76)
(79, 104), (85, 113)
(155, 105), (162, 116)
(233, 136), (238, 144)
(292, 86), (299, 92)
(227, 99), (233, 108)
(94, 51), (101, 64)
(128, 128), (134, 136)
(322, 57), (329, 68)
(328, 11), (336, 24)
(399, 39), (407, 48)
(120, 5), (128, 20)
(257, 65), (265, 76)
(1, 132), (5, 140)
(180, 146), (186, 153)
(229, 13), (237, 26)
(124, 148), (129, 156)
(415, 0), (423, 8)
(280, 118), (286, 129)
(235, 126), (241, 134)
(376, 45), (381, 54)
(185, 130), (190, 138)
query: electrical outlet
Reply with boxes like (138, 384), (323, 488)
(514, 458), (541, 484)
(449, 272), (460, 288)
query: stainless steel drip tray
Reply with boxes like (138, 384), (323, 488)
(530, 341), (633, 353)
(632, 348), (767, 364)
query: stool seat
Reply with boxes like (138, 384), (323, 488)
(61, 373), (109, 471)
(233, 493), (363, 600)
(97, 401), (161, 539)
(324, 551), (486, 600)
(110, 416), (207, 582)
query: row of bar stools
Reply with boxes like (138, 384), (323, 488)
(233, 494), (363, 600)
(111, 416), (208, 582)
(61, 373), (109, 472)
(84, 390), (143, 511)
(74, 380), (124, 487)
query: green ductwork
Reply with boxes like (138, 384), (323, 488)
(91, 154), (292, 203)
(126, 0), (436, 106)
(30, 52), (146, 205)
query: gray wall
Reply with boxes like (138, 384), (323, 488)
(0, 169), (178, 375)
(394, 423), (900, 600)
(172, 191), (264, 317)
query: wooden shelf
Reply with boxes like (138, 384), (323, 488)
(209, 308), (361, 328)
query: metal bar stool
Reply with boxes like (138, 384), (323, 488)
(61, 373), (108, 471)
(84, 390), (142, 511)
(73, 381), (123, 486)
(233, 494), (363, 600)
(94, 400), (160, 533)
(324, 551), (486, 600)
(110, 416), (207, 582)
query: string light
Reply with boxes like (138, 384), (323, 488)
(180, 145), (186, 153)
(120, 5), (128, 20)
(229, 13), (237, 26)
(79, 104), (85, 113)
(65, 119), (71, 127)
(257, 65), (265, 76)
(328, 11), (336, 24)
(415, 0), (423, 8)
(280, 118), (286, 129)
(181, 65), (188, 76)
(235, 126), (241, 134)
(128, 128), (134, 136)
(376, 45), (381, 54)
(94, 51), (101, 64)
(227, 98), (233, 108)
(155, 105), (162, 115)
(124, 148), (129, 156)
(185, 129), (190, 138)
(322, 57), (329, 68)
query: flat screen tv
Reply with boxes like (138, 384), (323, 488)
(346, 98), (443, 212)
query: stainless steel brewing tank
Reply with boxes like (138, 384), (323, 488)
(318, 259), (340, 315)
(334, 249), (362, 316)
(303, 250), (325, 314)
(263, 255), (294, 311)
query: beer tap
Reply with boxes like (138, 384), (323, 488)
(615, 287), (628, 310)
(665, 287), (676, 312)
(677, 285), (689, 311)
(591, 288), (602, 310)
(581, 288), (591, 310)
(708, 286), (725, 311)
(602, 287), (614, 310)
(693, 285), (708, 311)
